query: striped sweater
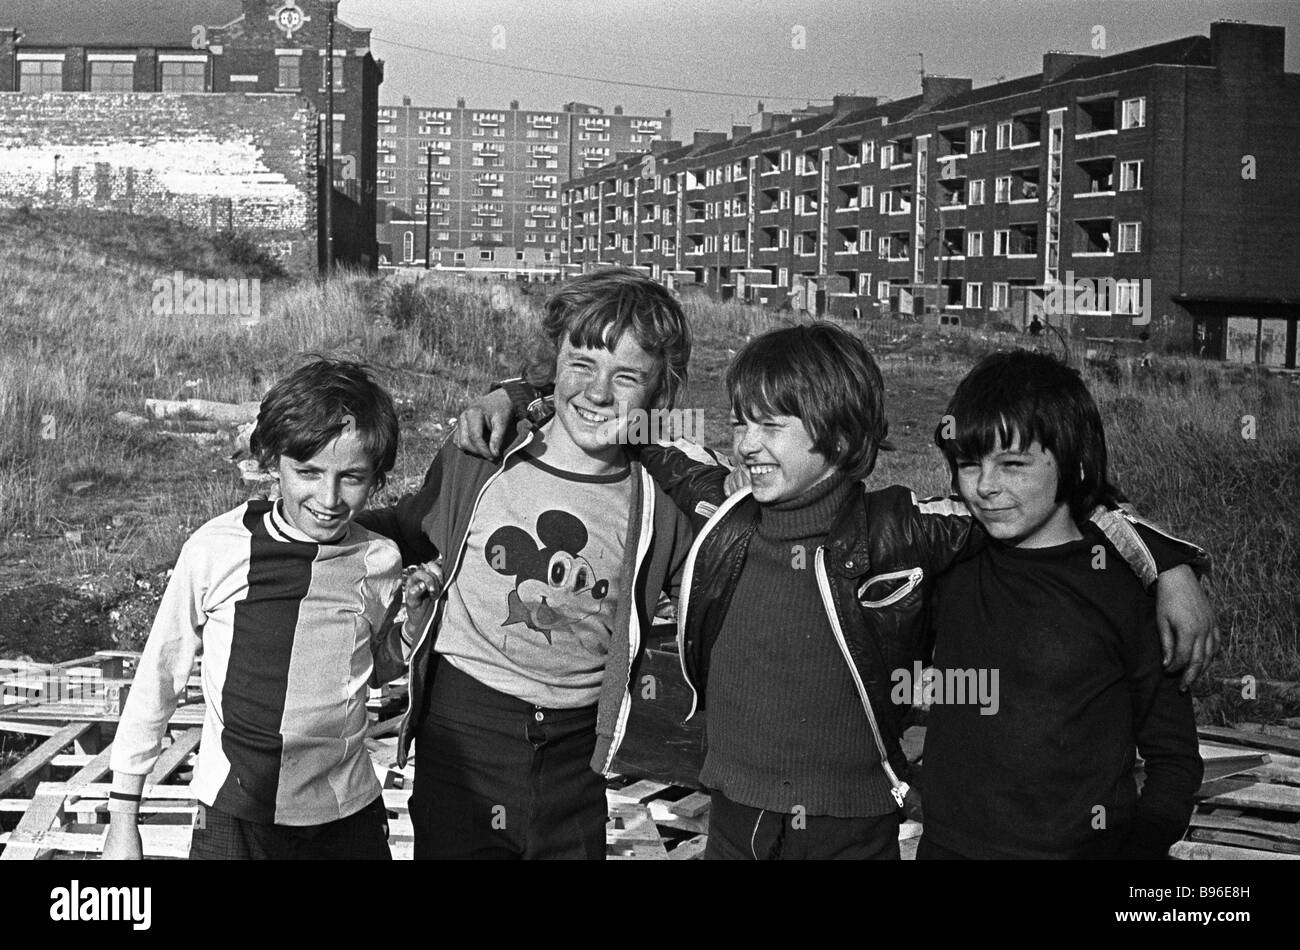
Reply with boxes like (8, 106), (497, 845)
(109, 501), (403, 826)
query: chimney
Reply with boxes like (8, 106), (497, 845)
(692, 130), (729, 150)
(832, 94), (878, 114)
(1042, 51), (1096, 84)
(510, 99), (519, 110)
(757, 100), (764, 113)
(731, 124), (750, 140)
(1211, 21), (1284, 76)
(402, 95), (411, 107)
(665, 108), (672, 117)
(614, 104), (623, 115)
(456, 97), (465, 108)
(920, 75), (972, 107)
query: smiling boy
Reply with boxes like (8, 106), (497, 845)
(358, 267), (694, 859)
(919, 350), (1203, 859)
(105, 359), (404, 859)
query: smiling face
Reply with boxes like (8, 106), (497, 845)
(544, 333), (660, 474)
(275, 429), (377, 543)
(731, 409), (838, 504)
(955, 434), (1081, 548)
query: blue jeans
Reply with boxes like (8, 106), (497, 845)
(409, 659), (607, 860)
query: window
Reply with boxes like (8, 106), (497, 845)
(18, 59), (63, 93)
(992, 282), (1010, 310)
(993, 230), (1010, 256)
(877, 280), (891, 301)
(1121, 97), (1146, 130)
(778, 228), (789, 249)
(967, 231), (984, 257)
(779, 189), (790, 210)
(480, 251), (494, 261)
(321, 54), (344, 90)
(278, 56), (300, 89)
(1120, 160), (1143, 191)
(780, 150), (791, 171)
(996, 120), (1012, 150)
(1115, 278), (1143, 314)
(860, 185), (874, 208)
(863, 141), (876, 164)
(402, 231), (414, 262)
(1118, 221), (1142, 253)
(995, 177), (1012, 203)
(970, 126), (987, 154)
(966, 283), (983, 308)
(881, 144), (895, 168)
(89, 60), (134, 92)
(878, 237), (890, 258)
(968, 179), (986, 206)
(160, 60), (205, 92)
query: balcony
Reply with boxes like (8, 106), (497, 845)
(1076, 96), (1117, 137)
(1073, 218), (1113, 256)
(1075, 157), (1115, 198)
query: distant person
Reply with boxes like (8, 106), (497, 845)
(919, 351), (1204, 859)
(105, 359), (409, 860)
(1028, 315), (1044, 337)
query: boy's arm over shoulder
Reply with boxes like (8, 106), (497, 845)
(109, 533), (209, 778)
(359, 534), (408, 687)
(354, 449), (449, 567)
(639, 440), (732, 534)
(872, 486), (978, 577)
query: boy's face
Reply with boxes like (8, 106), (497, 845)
(275, 427), (377, 543)
(545, 333), (660, 473)
(731, 409), (838, 504)
(955, 434), (1079, 548)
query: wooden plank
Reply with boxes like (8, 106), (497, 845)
(38, 825), (192, 860)
(1191, 810), (1300, 843)
(667, 834), (709, 860)
(0, 786), (68, 860)
(67, 746), (115, 788)
(1171, 840), (1300, 860)
(0, 702), (205, 727)
(0, 721), (94, 798)
(664, 790), (711, 819)
(607, 779), (671, 806)
(1200, 782), (1300, 815)
(146, 728), (202, 784)
(606, 804), (669, 860)
(1198, 725), (1300, 757)
(0, 720), (63, 738)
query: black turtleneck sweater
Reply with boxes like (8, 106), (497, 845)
(698, 474), (897, 817)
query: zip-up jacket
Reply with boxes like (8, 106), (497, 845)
(642, 443), (1210, 808)
(356, 423), (693, 773)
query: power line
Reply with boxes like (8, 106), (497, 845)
(370, 33), (830, 102)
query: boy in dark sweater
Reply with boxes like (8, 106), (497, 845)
(919, 350), (1203, 859)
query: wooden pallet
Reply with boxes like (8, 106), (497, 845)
(1176, 727), (1300, 860)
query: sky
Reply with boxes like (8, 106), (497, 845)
(341, 0), (1300, 137)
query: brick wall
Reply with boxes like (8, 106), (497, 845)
(0, 92), (318, 272)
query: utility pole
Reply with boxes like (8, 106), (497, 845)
(424, 144), (433, 269)
(323, 0), (337, 270)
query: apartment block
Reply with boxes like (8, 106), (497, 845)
(0, 0), (383, 268)
(561, 22), (1300, 367)
(375, 98), (670, 270)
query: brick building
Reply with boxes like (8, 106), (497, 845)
(561, 22), (1300, 367)
(0, 0), (383, 268)
(375, 98), (670, 271)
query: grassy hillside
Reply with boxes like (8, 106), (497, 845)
(0, 207), (1296, 714)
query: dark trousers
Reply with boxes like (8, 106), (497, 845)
(915, 834), (968, 860)
(189, 796), (391, 860)
(704, 789), (901, 860)
(409, 660), (607, 860)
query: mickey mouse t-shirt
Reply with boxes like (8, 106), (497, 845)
(435, 452), (633, 708)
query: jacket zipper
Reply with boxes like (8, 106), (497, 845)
(676, 486), (753, 721)
(602, 466), (656, 773)
(857, 567), (924, 609)
(815, 546), (910, 809)
(404, 432), (536, 678)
